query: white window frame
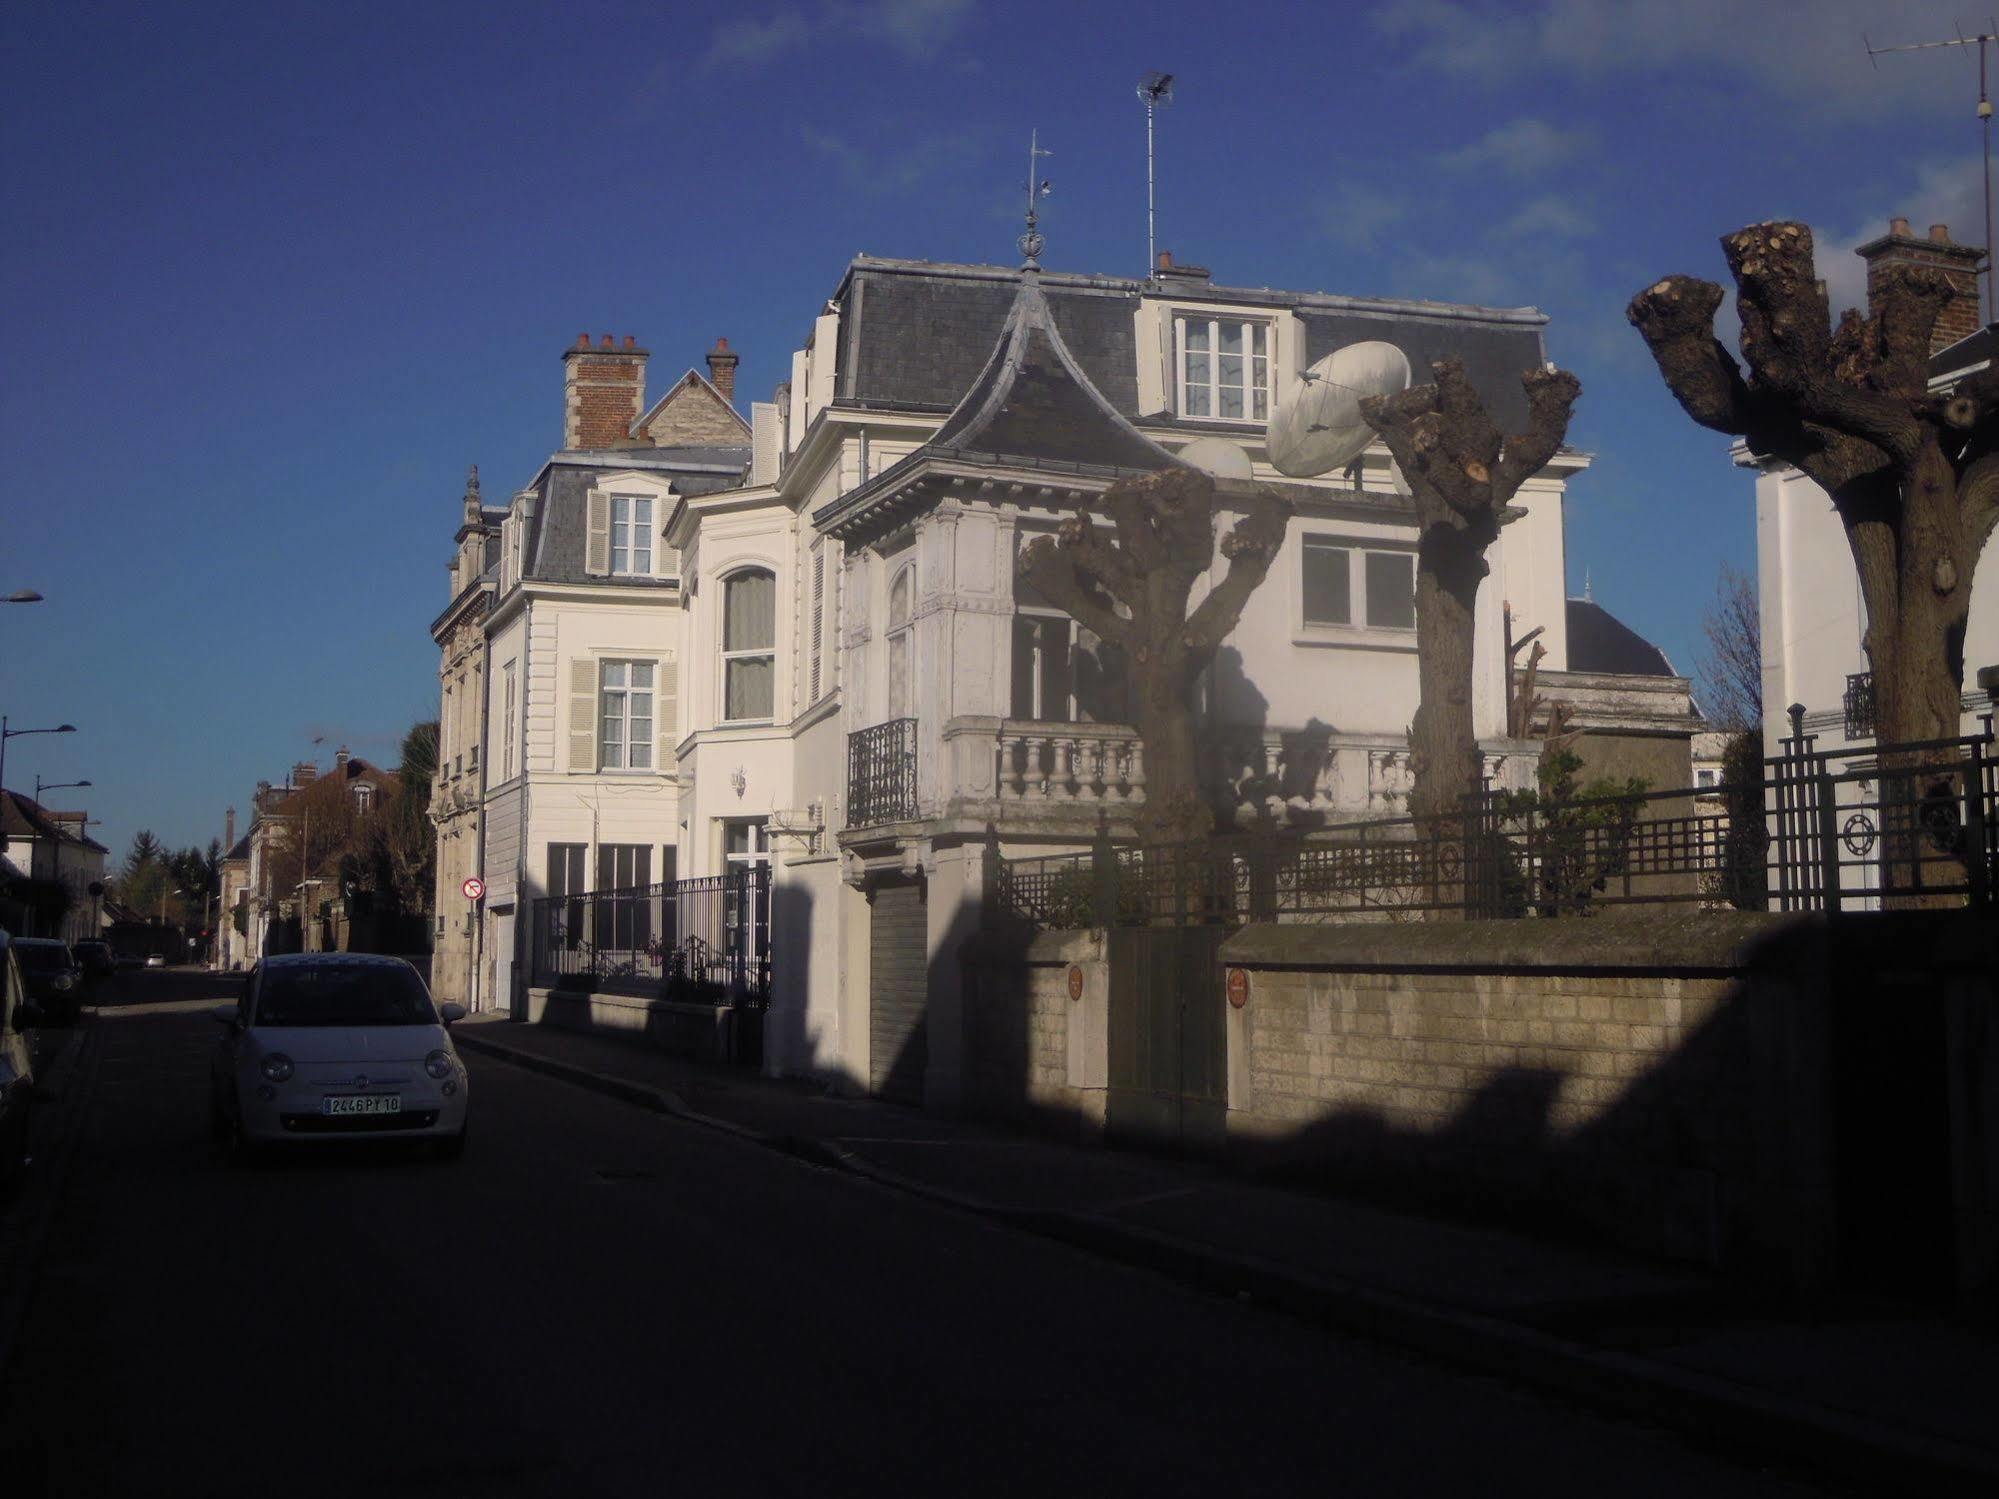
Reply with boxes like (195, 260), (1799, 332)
(720, 567), (778, 724)
(885, 562), (914, 722)
(609, 493), (653, 577)
(501, 659), (518, 780)
(1297, 533), (1418, 646)
(1174, 314), (1272, 423)
(598, 659), (655, 771)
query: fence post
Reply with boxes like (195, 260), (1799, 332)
(1965, 736), (1991, 909)
(1814, 757), (1842, 913)
(730, 865), (749, 994)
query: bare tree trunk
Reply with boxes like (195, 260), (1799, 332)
(1409, 537), (1485, 824)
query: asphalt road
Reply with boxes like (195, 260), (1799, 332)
(0, 989), (1824, 1498)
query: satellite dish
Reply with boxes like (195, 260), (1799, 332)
(1388, 460), (1414, 498)
(1176, 436), (1254, 480)
(1265, 341), (1412, 478)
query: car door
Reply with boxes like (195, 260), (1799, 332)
(1, 945), (33, 1152)
(214, 964), (257, 1105)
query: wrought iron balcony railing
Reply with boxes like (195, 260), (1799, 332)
(848, 718), (918, 827)
(1844, 672), (1875, 741)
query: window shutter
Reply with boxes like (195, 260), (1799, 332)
(1162, 315), (1180, 413)
(656, 654), (679, 775)
(585, 489), (610, 575)
(568, 658), (598, 772)
(809, 550), (825, 701)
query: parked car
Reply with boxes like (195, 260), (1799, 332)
(72, 940), (116, 982)
(1, 931), (46, 1193)
(144, 954), (165, 969)
(210, 953), (469, 1160)
(10, 939), (82, 1026)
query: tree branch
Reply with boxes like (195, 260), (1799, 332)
(1050, 516), (1142, 611)
(1181, 487), (1293, 657)
(1626, 275), (1756, 436)
(1017, 535), (1129, 647)
(1493, 366), (1583, 496)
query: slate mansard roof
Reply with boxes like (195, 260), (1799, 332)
(520, 444), (748, 587)
(828, 255), (1552, 432)
(1566, 598), (1676, 678)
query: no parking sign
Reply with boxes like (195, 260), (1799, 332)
(462, 877), (485, 901)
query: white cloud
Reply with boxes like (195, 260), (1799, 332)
(704, 7), (812, 67)
(1314, 182), (1410, 250)
(709, 0), (975, 70)
(1438, 118), (1588, 176)
(801, 126), (972, 193)
(1498, 195), (1596, 239)
(1376, 0), (1975, 120)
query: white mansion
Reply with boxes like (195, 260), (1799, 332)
(432, 250), (1689, 1105)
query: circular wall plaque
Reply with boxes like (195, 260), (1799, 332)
(1225, 968), (1250, 1009)
(1066, 965), (1085, 1001)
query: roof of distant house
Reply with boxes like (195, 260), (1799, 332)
(1566, 598), (1677, 678)
(1932, 321), (1998, 380)
(0, 790), (109, 854)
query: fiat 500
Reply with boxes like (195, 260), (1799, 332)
(211, 953), (468, 1159)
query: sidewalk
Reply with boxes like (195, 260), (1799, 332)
(453, 1014), (1998, 1495)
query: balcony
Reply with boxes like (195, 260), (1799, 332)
(1844, 672), (1875, 741)
(847, 718), (919, 827)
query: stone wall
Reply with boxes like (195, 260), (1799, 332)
(963, 928), (1106, 1135)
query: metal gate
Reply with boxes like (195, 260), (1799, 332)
(1105, 926), (1228, 1151)
(869, 878), (928, 1104)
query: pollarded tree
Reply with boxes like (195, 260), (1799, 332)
(1359, 358), (1582, 822)
(1018, 467), (1292, 845)
(1628, 222), (1998, 749)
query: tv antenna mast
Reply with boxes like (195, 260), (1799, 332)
(1020, 128), (1052, 266)
(1138, 72), (1174, 277)
(1867, 24), (1998, 319)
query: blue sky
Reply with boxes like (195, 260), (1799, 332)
(1, 0), (1988, 861)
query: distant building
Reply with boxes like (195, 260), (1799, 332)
(0, 789), (108, 944)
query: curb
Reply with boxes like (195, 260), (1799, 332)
(456, 1026), (1999, 1495)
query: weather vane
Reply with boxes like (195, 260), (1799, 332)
(1019, 129), (1052, 266)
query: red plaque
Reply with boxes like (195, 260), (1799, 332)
(1067, 965), (1085, 1001)
(1225, 967), (1250, 1009)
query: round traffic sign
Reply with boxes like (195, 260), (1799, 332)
(462, 877), (485, 901)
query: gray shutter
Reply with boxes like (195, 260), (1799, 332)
(585, 489), (610, 575)
(656, 654), (678, 775)
(1160, 313), (1179, 415)
(568, 658), (597, 772)
(809, 550), (824, 701)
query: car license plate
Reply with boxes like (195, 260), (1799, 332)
(322, 1095), (401, 1116)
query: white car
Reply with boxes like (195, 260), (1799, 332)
(211, 953), (469, 1159)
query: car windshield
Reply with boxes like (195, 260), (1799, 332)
(255, 963), (435, 1027)
(13, 945), (72, 972)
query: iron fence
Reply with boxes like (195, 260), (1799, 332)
(990, 725), (1998, 929)
(1844, 673), (1876, 741)
(529, 867), (770, 1001)
(848, 717), (919, 827)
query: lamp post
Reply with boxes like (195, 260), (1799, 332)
(0, 719), (76, 799)
(33, 775), (90, 803)
(4, 590), (44, 604)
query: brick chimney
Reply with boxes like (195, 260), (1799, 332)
(1855, 218), (1983, 355)
(292, 761), (318, 787)
(1154, 249), (1212, 284)
(225, 807), (236, 848)
(562, 332), (649, 449)
(706, 338), (739, 406)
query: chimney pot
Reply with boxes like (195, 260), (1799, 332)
(599, 334), (613, 348)
(714, 336), (729, 351)
(1931, 223), (1951, 242)
(1890, 216), (1911, 237)
(576, 333), (590, 348)
(623, 335), (635, 350)
(1156, 250), (1173, 270)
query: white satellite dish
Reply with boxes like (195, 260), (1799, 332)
(1265, 341), (1412, 478)
(1176, 436), (1254, 480)
(1389, 460), (1414, 498)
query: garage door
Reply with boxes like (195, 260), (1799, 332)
(869, 879), (928, 1104)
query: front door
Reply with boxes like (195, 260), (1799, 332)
(490, 908), (515, 1019)
(868, 877), (928, 1104)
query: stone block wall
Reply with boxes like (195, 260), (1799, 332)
(963, 928), (1106, 1135)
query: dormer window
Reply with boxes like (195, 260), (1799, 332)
(610, 495), (652, 575)
(1176, 316), (1269, 421)
(352, 783), (375, 814)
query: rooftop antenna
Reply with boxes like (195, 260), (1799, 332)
(1137, 71), (1174, 277)
(1020, 128), (1052, 268)
(1866, 23), (1998, 320)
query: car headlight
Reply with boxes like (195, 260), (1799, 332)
(424, 1050), (454, 1080)
(260, 1053), (294, 1082)
(55, 973), (75, 991)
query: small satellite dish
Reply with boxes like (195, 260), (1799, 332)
(1176, 436), (1254, 480)
(1265, 341), (1412, 478)
(1389, 460), (1414, 498)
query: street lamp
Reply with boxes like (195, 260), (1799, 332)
(4, 590), (44, 604)
(33, 776), (91, 803)
(0, 718), (76, 798)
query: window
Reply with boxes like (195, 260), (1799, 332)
(808, 547), (826, 703)
(1011, 562), (1126, 722)
(1176, 316), (1270, 421)
(501, 660), (517, 779)
(722, 568), (776, 721)
(610, 495), (652, 576)
(593, 844), (652, 952)
(548, 843), (585, 951)
(1301, 538), (1416, 632)
(886, 564), (913, 721)
(599, 660), (654, 770)
(1696, 769), (1718, 790)
(723, 819), (770, 970)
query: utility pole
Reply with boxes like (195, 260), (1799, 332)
(1868, 28), (1998, 320)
